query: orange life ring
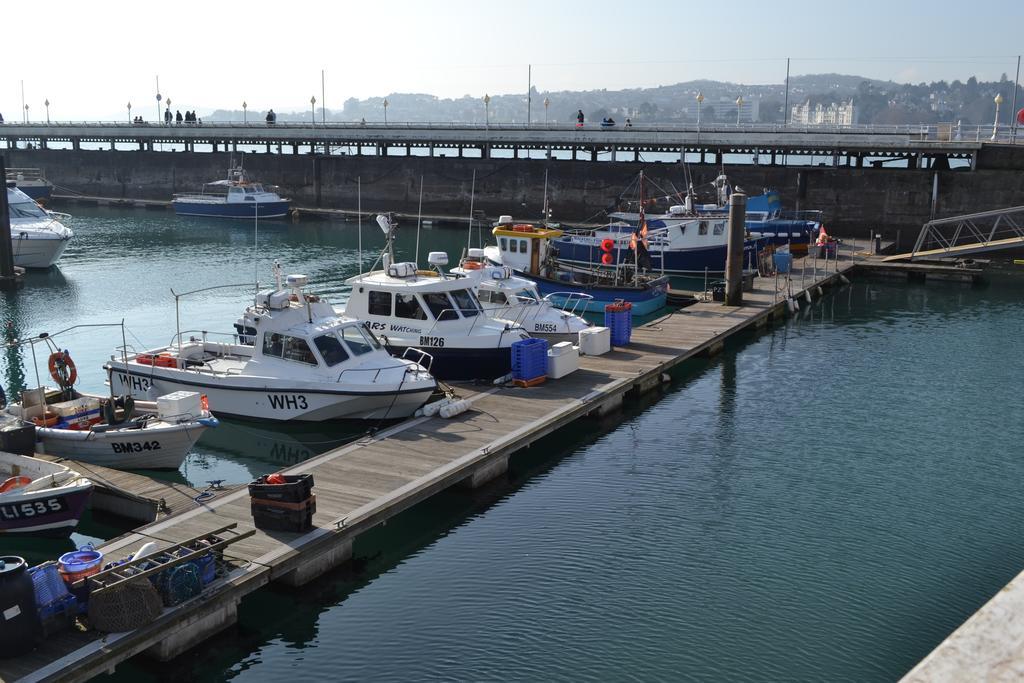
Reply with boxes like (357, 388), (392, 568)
(0, 476), (33, 493)
(512, 224), (533, 232)
(463, 261), (483, 270)
(32, 411), (60, 427)
(48, 351), (77, 386)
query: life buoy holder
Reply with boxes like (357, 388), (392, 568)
(48, 351), (77, 387)
(0, 476), (33, 493)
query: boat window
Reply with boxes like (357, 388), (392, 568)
(510, 240), (519, 253)
(314, 334), (350, 366)
(450, 288), (479, 317)
(340, 326), (373, 355)
(713, 222), (724, 236)
(698, 221), (709, 236)
(368, 290), (392, 316)
(422, 292), (459, 321)
(513, 288), (540, 302)
(395, 293), (427, 320)
(8, 197), (48, 219)
(500, 237), (508, 251)
(263, 333), (317, 365)
(519, 239), (529, 253)
(358, 325), (383, 349)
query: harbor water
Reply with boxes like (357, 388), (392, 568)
(2, 207), (1024, 681)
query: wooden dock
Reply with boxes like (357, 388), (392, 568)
(0, 251), (878, 682)
(34, 454), (237, 524)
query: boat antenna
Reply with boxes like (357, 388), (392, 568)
(253, 200), (259, 291)
(415, 174), (424, 266)
(119, 319), (127, 399)
(358, 176), (363, 275)
(466, 169), (476, 252)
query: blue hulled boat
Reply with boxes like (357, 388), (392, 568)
(172, 167), (290, 219)
(482, 219), (669, 317)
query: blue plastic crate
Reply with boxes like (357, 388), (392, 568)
(29, 562), (70, 609)
(511, 338), (549, 381)
(773, 252), (793, 273)
(604, 302), (633, 346)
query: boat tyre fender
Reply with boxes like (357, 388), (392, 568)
(48, 350), (77, 387)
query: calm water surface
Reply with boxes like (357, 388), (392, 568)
(2, 207), (1023, 681)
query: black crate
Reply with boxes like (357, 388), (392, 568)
(247, 473), (314, 503)
(251, 501), (315, 533)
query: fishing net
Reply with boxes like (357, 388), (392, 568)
(154, 564), (202, 606)
(87, 579), (163, 633)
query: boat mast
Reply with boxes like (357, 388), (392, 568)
(466, 170), (477, 251)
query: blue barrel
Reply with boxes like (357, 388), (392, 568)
(773, 252), (793, 273)
(604, 302), (633, 346)
(0, 556), (41, 657)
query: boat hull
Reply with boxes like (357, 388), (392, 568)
(516, 273), (669, 316)
(15, 183), (53, 201)
(11, 233), (71, 268)
(35, 421), (214, 470)
(386, 345), (512, 381)
(172, 200), (291, 219)
(0, 485), (93, 536)
(106, 365), (434, 422)
(553, 238), (765, 276)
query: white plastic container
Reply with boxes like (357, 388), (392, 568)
(546, 342), (580, 379)
(578, 327), (611, 356)
(156, 391), (203, 421)
(50, 397), (102, 418)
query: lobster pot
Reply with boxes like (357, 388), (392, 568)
(511, 338), (549, 382)
(604, 302), (633, 346)
(0, 556), (41, 658)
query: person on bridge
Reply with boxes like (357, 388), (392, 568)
(266, 109), (276, 125)
(175, 110), (183, 125)
(164, 108), (172, 126)
(576, 109), (585, 127)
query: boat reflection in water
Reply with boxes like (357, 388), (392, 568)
(186, 417), (367, 484)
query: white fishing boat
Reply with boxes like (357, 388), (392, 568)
(106, 268), (437, 422)
(0, 451), (93, 536)
(451, 248), (591, 343)
(339, 215), (531, 381)
(172, 166), (290, 219)
(6, 183), (73, 268)
(6, 387), (217, 470)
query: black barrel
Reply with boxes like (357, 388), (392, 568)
(0, 556), (41, 657)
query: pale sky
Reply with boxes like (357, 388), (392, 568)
(2, 0), (1021, 121)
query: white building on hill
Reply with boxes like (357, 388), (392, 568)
(791, 99), (857, 125)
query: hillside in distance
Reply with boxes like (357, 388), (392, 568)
(208, 73), (1019, 127)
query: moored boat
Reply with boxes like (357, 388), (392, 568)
(107, 267), (436, 422)
(6, 183), (73, 268)
(451, 249), (591, 343)
(172, 166), (290, 219)
(339, 215), (531, 381)
(483, 218), (670, 317)
(5, 167), (53, 200)
(0, 451), (92, 536)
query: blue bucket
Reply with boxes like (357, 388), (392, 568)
(57, 547), (103, 575)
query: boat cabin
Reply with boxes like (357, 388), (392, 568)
(490, 216), (562, 277)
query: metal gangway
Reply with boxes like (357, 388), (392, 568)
(883, 206), (1024, 261)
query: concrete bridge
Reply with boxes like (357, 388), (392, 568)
(0, 121), (1006, 169)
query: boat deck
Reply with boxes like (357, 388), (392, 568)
(2, 252), (863, 683)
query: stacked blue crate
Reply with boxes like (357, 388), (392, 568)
(511, 338), (549, 384)
(604, 302), (633, 346)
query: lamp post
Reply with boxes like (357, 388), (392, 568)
(543, 97), (550, 124)
(242, 101), (247, 125)
(484, 94), (491, 130)
(44, 99), (50, 124)
(24, 104), (29, 124)
(696, 92), (704, 129)
(383, 98), (389, 125)
(167, 98), (172, 124)
(310, 96), (316, 126)
(127, 101), (132, 123)
(991, 93), (1004, 141)
(735, 96), (744, 126)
